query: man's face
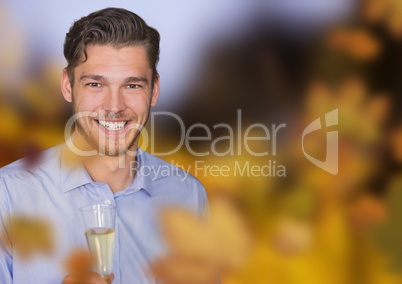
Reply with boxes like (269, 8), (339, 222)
(61, 44), (159, 156)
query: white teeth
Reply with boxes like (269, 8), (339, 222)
(98, 120), (126, 131)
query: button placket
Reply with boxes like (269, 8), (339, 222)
(96, 183), (116, 204)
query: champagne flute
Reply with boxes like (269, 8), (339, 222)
(80, 202), (116, 277)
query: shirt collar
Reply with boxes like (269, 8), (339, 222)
(59, 144), (154, 196)
(124, 148), (153, 197)
(60, 145), (94, 193)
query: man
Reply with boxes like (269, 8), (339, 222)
(0, 7), (208, 284)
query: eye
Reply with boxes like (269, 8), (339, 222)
(86, 82), (102, 87)
(126, 84), (141, 89)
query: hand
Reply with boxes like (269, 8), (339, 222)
(62, 272), (114, 284)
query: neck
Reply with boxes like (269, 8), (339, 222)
(83, 154), (137, 192)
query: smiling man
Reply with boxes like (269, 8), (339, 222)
(0, 8), (208, 284)
(62, 43), (159, 192)
(64, 44), (157, 160)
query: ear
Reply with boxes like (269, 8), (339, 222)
(61, 68), (73, 103)
(150, 73), (160, 106)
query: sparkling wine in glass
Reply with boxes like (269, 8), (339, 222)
(80, 203), (116, 277)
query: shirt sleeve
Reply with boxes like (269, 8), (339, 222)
(0, 178), (13, 284)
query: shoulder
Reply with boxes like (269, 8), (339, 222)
(0, 145), (62, 180)
(0, 145), (63, 202)
(138, 150), (208, 214)
(139, 150), (202, 186)
(0, 145), (64, 214)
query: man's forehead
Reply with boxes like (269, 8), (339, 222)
(75, 44), (151, 68)
(73, 45), (152, 76)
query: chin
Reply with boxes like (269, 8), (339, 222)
(103, 150), (125, 157)
(98, 140), (136, 157)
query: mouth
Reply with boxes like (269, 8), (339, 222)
(96, 120), (128, 131)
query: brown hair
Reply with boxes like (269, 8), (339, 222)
(63, 7), (160, 86)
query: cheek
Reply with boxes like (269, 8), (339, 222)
(73, 95), (101, 111)
(126, 96), (151, 113)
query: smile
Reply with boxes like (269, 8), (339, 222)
(96, 120), (127, 131)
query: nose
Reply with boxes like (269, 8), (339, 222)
(102, 88), (126, 113)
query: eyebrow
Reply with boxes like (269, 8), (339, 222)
(79, 74), (108, 83)
(124, 76), (149, 85)
(79, 74), (149, 85)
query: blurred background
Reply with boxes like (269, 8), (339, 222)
(2, 0), (402, 283)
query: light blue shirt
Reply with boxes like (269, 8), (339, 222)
(0, 144), (208, 284)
